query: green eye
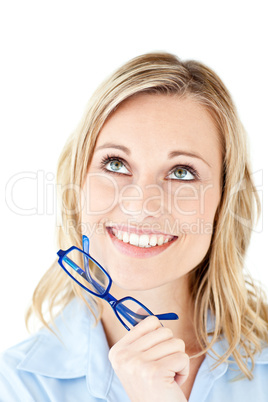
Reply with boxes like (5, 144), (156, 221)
(174, 168), (187, 179)
(168, 167), (196, 181)
(100, 155), (130, 176)
(110, 160), (123, 171)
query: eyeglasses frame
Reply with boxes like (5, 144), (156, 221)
(57, 236), (178, 331)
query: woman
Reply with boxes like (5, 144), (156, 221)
(1, 52), (267, 401)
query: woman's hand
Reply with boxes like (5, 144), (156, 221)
(108, 316), (189, 402)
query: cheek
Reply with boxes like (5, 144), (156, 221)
(172, 183), (220, 234)
(177, 231), (212, 273)
(81, 174), (119, 219)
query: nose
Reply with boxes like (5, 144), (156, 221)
(118, 179), (166, 219)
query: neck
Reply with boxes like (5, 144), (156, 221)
(101, 275), (200, 355)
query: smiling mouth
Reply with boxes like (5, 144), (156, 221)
(106, 226), (178, 249)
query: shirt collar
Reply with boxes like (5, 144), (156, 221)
(17, 297), (125, 399)
(17, 298), (92, 379)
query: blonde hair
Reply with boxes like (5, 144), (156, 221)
(26, 52), (268, 380)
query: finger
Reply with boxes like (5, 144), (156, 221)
(131, 326), (174, 352)
(143, 338), (186, 361)
(108, 316), (163, 368)
(119, 315), (162, 346)
(156, 352), (190, 387)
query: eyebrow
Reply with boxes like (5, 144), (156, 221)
(95, 143), (211, 167)
(168, 150), (211, 167)
(95, 143), (131, 155)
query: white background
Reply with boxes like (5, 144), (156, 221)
(0, 0), (267, 352)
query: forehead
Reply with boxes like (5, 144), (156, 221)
(96, 93), (221, 166)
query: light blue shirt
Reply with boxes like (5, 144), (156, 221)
(1, 298), (268, 401)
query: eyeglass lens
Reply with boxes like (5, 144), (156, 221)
(62, 249), (109, 296)
(115, 299), (151, 328)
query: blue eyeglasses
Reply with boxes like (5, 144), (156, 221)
(57, 235), (179, 331)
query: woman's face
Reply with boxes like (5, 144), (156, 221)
(81, 93), (222, 291)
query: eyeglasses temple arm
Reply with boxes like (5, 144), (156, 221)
(117, 305), (178, 321)
(82, 235), (99, 289)
(82, 235), (90, 274)
(104, 293), (178, 323)
(154, 312), (178, 320)
(82, 235), (90, 254)
(115, 304), (178, 325)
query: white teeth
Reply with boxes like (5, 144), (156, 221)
(149, 236), (157, 246)
(139, 235), (149, 247)
(110, 227), (175, 248)
(157, 236), (164, 246)
(123, 232), (129, 243)
(129, 233), (139, 246)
